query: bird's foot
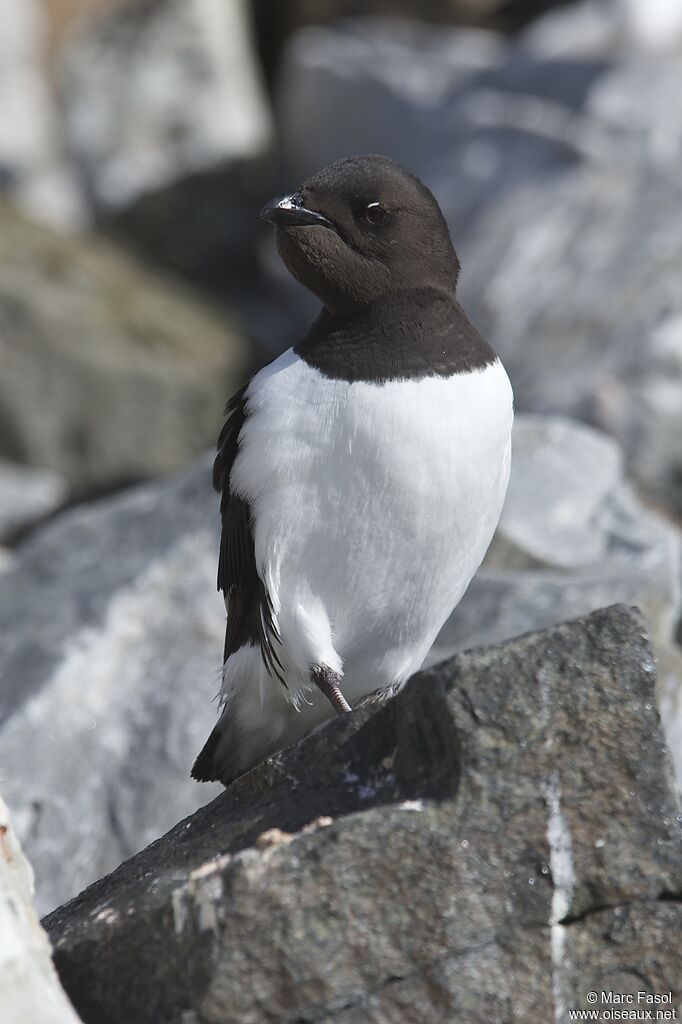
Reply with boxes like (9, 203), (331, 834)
(311, 665), (352, 715)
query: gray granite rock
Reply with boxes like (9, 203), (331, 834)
(44, 606), (682, 1024)
(0, 796), (83, 1024)
(0, 458), (223, 917)
(0, 202), (245, 492)
(0, 460), (67, 542)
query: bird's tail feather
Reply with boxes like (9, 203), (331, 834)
(192, 684), (335, 787)
(191, 723), (224, 783)
(191, 711), (260, 786)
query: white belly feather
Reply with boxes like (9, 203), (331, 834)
(224, 347), (513, 743)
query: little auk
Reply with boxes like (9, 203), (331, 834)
(192, 154), (513, 786)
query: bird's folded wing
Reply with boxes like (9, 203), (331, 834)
(214, 385), (284, 681)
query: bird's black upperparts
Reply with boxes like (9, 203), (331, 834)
(261, 154), (495, 382)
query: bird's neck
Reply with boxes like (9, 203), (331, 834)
(293, 286), (492, 384)
(323, 285), (459, 329)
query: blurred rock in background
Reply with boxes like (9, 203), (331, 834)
(0, 0), (84, 228)
(619, 0), (682, 50)
(61, 0), (277, 352)
(0, 458), (223, 916)
(0, 0), (272, 232)
(0, 201), (245, 497)
(0, 460), (67, 545)
(55, 0), (276, 335)
(251, 0), (578, 84)
(56, 0), (271, 215)
(0, 0), (260, 505)
(0, 795), (83, 1024)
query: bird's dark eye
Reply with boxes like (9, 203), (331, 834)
(363, 202), (387, 225)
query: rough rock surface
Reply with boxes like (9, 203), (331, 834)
(0, 202), (245, 491)
(44, 606), (682, 1024)
(0, 796), (82, 1024)
(0, 458), (223, 916)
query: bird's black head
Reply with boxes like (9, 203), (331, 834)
(261, 155), (460, 317)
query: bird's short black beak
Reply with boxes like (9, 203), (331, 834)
(260, 192), (336, 231)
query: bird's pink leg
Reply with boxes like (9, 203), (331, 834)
(311, 665), (352, 714)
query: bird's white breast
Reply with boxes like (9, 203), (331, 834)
(229, 347), (513, 709)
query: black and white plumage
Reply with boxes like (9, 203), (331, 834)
(192, 155), (513, 786)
